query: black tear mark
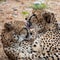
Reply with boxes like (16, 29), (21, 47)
(27, 14), (38, 27)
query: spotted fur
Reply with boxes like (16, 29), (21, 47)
(32, 30), (60, 60)
(1, 11), (60, 60)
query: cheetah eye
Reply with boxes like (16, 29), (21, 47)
(20, 27), (29, 38)
(13, 34), (19, 40)
(35, 42), (38, 44)
(27, 14), (38, 27)
(29, 14), (38, 21)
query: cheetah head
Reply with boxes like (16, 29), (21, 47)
(1, 21), (30, 47)
(26, 11), (58, 32)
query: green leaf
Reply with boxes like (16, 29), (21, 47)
(39, 3), (47, 9)
(31, 4), (39, 10)
(30, 3), (47, 10)
(22, 11), (29, 16)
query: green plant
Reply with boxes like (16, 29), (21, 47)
(30, 3), (47, 10)
(22, 11), (29, 16)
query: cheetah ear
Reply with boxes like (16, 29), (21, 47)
(51, 13), (55, 20)
(4, 23), (14, 32)
(42, 12), (51, 23)
(51, 13), (54, 16)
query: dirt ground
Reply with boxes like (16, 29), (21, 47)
(0, 0), (60, 60)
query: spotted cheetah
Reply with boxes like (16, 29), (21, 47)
(1, 21), (29, 47)
(26, 11), (58, 35)
(31, 12), (60, 60)
(1, 21), (37, 60)
(1, 11), (60, 60)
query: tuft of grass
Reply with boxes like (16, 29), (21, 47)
(30, 3), (47, 10)
(22, 11), (29, 16)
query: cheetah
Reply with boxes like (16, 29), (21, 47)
(26, 11), (58, 36)
(1, 11), (60, 60)
(1, 21), (36, 60)
(1, 21), (29, 47)
(31, 12), (60, 60)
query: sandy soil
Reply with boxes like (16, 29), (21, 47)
(0, 0), (60, 60)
